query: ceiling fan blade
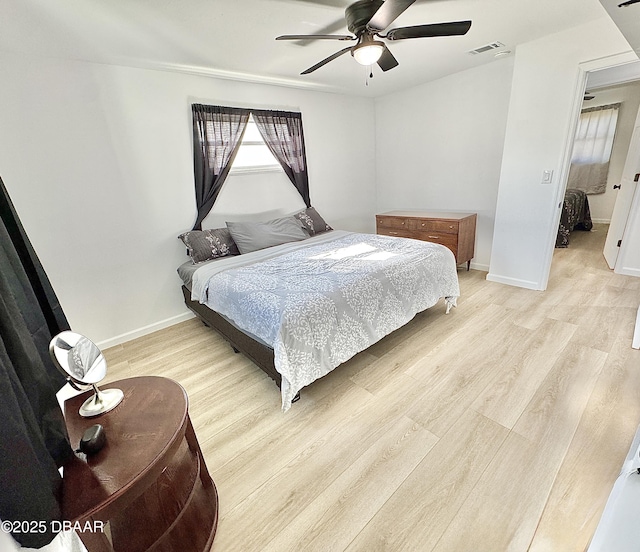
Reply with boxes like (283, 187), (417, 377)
(377, 46), (399, 72)
(277, 17), (349, 47)
(311, 17), (350, 36)
(301, 46), (353, 74)
(277, 34), (354, 41)
(367, 0), (417, 32)
(385, 20), (472, 40)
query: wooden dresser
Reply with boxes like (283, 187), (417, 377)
(376, 211), (477, 270)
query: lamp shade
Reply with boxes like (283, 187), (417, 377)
(352, 41), (385, 65)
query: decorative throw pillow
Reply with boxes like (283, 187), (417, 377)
(226, 215), (308, 254)
(178, 228), (240, 264)
(293, 206), (333, 236)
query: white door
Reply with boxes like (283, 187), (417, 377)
(603, 120), (640, 268)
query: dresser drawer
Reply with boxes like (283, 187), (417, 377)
(414, 232), (458, 254)
(377, 227), (415, 239)
(376, 216), (409, 230)
(408, 218), (459, 234)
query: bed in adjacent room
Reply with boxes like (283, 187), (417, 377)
(178, 212), (460, 411)
(556, 188), (593, 247)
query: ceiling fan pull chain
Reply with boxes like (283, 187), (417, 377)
(365, 65), (374, 86)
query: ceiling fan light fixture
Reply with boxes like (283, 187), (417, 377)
(352, 41), (385, 65)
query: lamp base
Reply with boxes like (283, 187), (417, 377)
(79, 388), (124, 417)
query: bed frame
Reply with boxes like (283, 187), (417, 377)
(181, 285), (283, 388)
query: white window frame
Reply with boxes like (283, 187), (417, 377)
(230, 114), (282, 174)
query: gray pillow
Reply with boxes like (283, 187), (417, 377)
(226, 216), (308, 254)
(178, 228), (240, 264)
(293, 206), (333, 236)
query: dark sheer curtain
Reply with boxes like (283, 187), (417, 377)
(0, 177), (73, 548)
(253, 109), (311, 208)
(191, 104), (250, 230)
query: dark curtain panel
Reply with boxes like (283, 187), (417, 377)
(253, 109), (311, 207)
(0, 177), (73, 548)
(191, 104), (250, 230)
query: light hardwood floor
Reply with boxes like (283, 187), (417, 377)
(103, 224), (640, 551)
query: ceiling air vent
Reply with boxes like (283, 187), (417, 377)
(468, 41), (504, 55)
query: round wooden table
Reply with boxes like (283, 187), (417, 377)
(62, 376), (218, 551)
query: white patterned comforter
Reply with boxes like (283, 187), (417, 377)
(191, 230), (460, 410)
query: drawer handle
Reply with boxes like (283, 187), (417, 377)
(428, 235), (440, 239)
(449, 225), (454, 229)
(389, 231), (399, 235)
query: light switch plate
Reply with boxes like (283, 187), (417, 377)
(542, 169), (554, 184)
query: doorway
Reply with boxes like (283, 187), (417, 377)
(553, 59), (640, 275)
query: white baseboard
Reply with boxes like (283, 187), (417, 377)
(486, 272), (542, 290)
(96, 311), (195, 350)
(591, 218), (611, 224)
(468, 261), (490, 272)
(615, 266), (640, 278)
(633, 306), (640, 350)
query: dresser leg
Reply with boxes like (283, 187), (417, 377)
(466, 261), (471, 271)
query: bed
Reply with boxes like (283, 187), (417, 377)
(556, 188), (593, 247)
(178, 225), (460, 411)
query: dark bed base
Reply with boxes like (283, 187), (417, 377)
(181, 285), (282, 387)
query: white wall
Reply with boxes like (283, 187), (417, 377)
(0, 52), (375, 346)
(578, 81), (640, 222)
(374, 57), (515, 271)
(616, 181), (640, 278)
(615, 104), (640, 278)
(488, 17), (634, 290)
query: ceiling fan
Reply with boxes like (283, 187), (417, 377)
(276, 0), (472, 75)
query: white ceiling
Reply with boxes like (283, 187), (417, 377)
(598, 0), (640, 55)
(0, 0), (618, 97)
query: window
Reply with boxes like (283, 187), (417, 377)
(190, 103), (310, 229)
(567, 103), (620, 194)
(571, 104), (620, 166)
(230, 114), (281, 173)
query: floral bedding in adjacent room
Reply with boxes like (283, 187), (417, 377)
(556, 188), (593, 248)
